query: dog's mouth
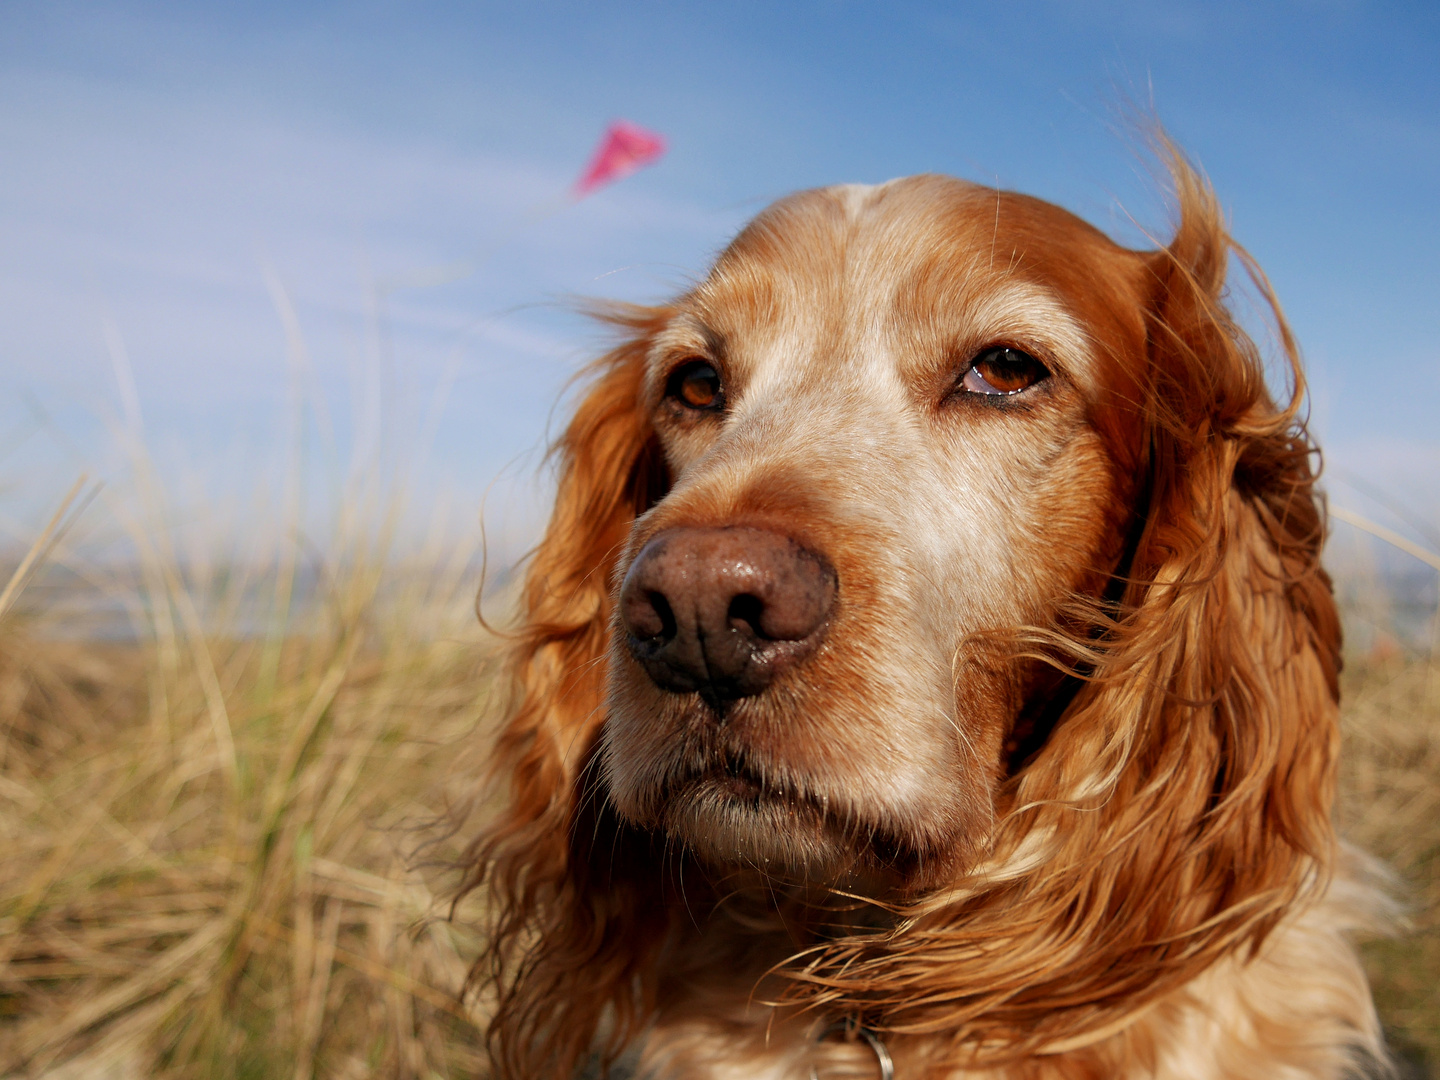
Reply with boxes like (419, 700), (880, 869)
(634, 749), (919, 886)
(641, 749), (826, 868)
(667, 751), (786, 810)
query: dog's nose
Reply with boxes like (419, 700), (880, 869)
(619, 527), (835, 709)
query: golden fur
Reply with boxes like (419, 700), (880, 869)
(457, 144), (1390, 1079)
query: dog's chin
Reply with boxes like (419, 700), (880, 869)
(660, 772), (839, 876)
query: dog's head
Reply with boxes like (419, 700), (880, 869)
(468, 147), (1341, 1075)
(601, 175), (1156, 887)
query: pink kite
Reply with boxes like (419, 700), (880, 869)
(573, 120), (667, 197)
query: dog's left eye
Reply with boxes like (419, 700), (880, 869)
(961, 347), (1049, 396)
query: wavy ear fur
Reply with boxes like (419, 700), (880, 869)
(458, 304), (672, 1080)
(775, 150), (1350, 1067)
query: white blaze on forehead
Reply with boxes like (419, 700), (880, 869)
(826, 181), (883, 217)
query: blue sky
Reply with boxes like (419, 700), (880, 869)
(2, 0), (1438, 556)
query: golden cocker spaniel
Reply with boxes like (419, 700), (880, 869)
(459, 144), (1389, 1080)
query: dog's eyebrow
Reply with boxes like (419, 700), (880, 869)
(651, 313), (728, 361)
(885, 280), (1099, 394)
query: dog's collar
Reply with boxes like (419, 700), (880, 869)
(808, 1020), (894, 1080)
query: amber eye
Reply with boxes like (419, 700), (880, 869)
(666, 359), (725, 411)
(960, 347), (1049, 396)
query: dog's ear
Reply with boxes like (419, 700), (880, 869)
(990, 144), (1346, 1048)
(1120, 143), (1342, 876)
(460, 304), (672, 1080)
(497, 302), (672, 794)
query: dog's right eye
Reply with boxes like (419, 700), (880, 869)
(961, 347), (1050, 396)
(666, 360), (725, 412)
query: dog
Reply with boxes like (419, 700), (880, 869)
(460, 142), (1390, 1079)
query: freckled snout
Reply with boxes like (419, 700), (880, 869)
(619, 527), (836, 710)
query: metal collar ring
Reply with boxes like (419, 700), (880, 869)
(807, 1020), (895, 1080)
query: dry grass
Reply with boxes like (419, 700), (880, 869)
(0, 523), (501, 1078)
(1340, 645), (1440, 1074)
(0, 507), (1436, 1078)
